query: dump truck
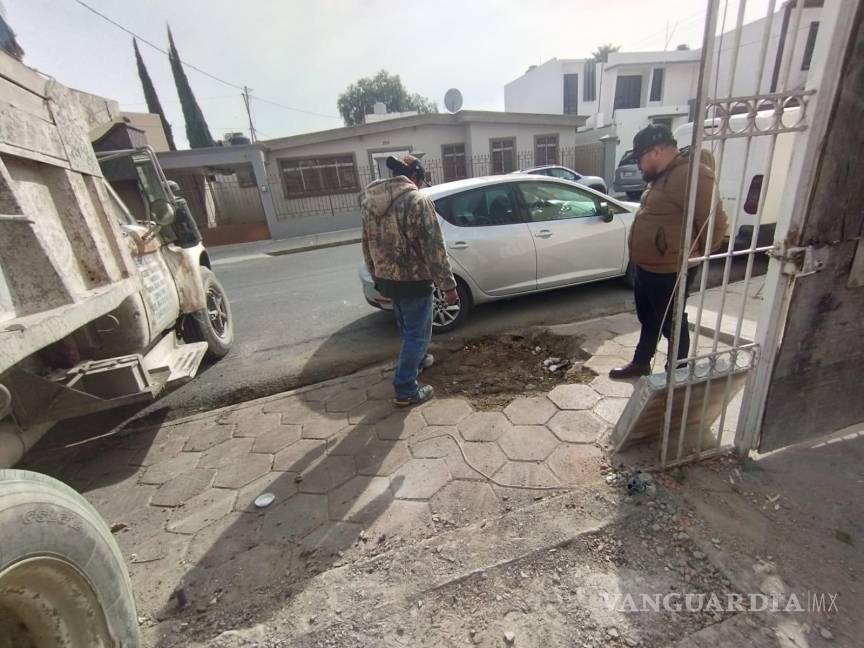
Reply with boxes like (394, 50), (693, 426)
(0, 50), (234, 645)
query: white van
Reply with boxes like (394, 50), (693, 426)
(674, 108), (800, 249)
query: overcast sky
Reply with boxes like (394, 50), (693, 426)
(6, 0), (773, 148)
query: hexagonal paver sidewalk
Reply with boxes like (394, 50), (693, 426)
(24, 336), (653, 635)
(503, 396), (558, 425)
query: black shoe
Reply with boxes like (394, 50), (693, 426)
(609, 363), (651, 380)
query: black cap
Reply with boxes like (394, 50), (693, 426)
(632, 124), (677, 158)
(385, 154), (425, 178)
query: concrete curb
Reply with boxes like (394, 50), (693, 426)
(688, 322), (754, 347)
(126, 362), (394, 432)
(264, 237), (361, 257)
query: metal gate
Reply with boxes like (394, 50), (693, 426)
(745, 0), (864, 453)
(613, 0), (860, 466)
(561, 142), (605, 178)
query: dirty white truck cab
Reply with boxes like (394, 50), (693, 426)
(0, 51), (232, 646)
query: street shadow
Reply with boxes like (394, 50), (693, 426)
(151, 372), (423, 646)
(18, 404), (172, 493)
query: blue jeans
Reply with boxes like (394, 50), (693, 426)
(392, 294), (433, 399)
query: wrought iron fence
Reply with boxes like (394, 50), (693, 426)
(267, 145), (608, 221)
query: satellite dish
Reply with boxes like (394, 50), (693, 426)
(444, 88), (463, 113)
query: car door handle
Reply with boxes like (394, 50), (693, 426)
(535, 229), (553, 238)
(449, 241), (469, 249)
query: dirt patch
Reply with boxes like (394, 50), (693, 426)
(425, 330), (595, 409)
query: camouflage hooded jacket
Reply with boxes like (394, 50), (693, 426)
(361, 176), (456, 296)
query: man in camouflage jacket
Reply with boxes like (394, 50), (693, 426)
(361, 154), (458, 406)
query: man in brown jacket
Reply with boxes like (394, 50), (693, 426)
(610, 125), (728, 379)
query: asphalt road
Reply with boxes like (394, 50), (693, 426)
(49, 241), (768, 440)
(164, 243), (641, 417)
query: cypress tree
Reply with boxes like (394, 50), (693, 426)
(167, 26), (214, 148)
(133, 38), (176, 151)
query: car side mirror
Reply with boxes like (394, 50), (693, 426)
(599, 203), (614, 223)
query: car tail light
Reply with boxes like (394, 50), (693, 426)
(375, 297), (392, 305)
(744, 175), (763, 214)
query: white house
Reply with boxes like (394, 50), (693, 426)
(506, 49), (700, 168)
(253, 109), (587, 239)
(504, 0), (825, 173)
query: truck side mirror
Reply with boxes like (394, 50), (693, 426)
(150, 198), (176, 226)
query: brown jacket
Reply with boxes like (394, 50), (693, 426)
(629, 149), (728, 274)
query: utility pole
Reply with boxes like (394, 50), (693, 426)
(242, 86), (257, 143)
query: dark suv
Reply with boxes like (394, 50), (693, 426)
(613, 150), (644, 200)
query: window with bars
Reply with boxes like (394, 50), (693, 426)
(534, 135), (559, 166)
(563, 74), (579, 115)
(490, 138), (516, 174)
(649, 68), (665, 102)
(583, 64), (596, 102)
(441, 143), (467, 182)
(614, 75), (643, 110)
(278, 155), (358, 197)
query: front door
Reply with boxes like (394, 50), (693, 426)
(435, 183), (537, 296)
(516, 180), (626, 289)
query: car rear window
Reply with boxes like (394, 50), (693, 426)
(619, 151), (638, 166)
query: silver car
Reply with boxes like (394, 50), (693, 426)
(360, 175), (639, 332)
(515, 165), (608, 194)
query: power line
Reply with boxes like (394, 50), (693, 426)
(70, 0), (244, 90)
(120, 94), (239, 106)
(70, 0), (339, 120)
(249, 94), (341, 120)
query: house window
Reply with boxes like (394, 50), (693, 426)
(442, 143), (467, 182)
(801, 22), (819, 71)
(235, 167), (257, 188)
(652, 117), (673, 130)
(583, 64), (596, 102)
(490, 138), (516, 174)
(563, 74), (579, 115)
(534, 135), (559, 166)
(278, 155), (358, 197)
(614, 75), (643, 110)
(650, 68), (665, 102)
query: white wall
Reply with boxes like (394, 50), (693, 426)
(712, 6), (823, 98)
(263, 118), (581, 233)
(466, 122), (576, 158)
(505, 58), (602, 117)
(505, 59), (565, 114)
(267, 123), (469, 173)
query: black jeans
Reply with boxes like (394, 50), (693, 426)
(633, 266), (695, 366)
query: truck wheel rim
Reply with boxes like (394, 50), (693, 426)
(432, 286), (460, 328)
(0, 556), (114, 647)
(207, 286), (229, 338)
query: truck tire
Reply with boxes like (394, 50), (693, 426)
(185, 267), (234, 359)
(0, 469), (140, 647)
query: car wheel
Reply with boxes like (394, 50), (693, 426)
(626, 191), (643, 201)
(0, 469), (140, 647)
(589, 183), (607, 194)
(432, 278), (472, 334)
(184, 267), (234, 358)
